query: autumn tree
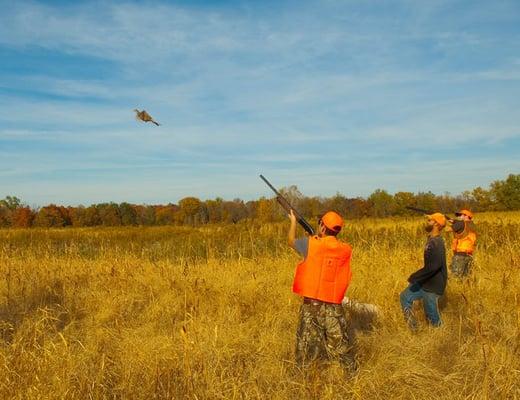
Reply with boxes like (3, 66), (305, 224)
(0, 206), (10, 227)
(33, 205), (70, 227)
(155, 204), (178, 225)
(2, 173), (519, 229)
(84, 206), (102, 226)
(70, 206), (87, 227)
(435, 193), (459, 214)
(255, 197), (277, 223)
(245, 200), (257, 220)
(97, 203), (122, 226)
(134, 205), (156, 226)
(324, 193), (349, 217)
(11, 207), (35, 228)
(205, 198), (224, 223)
(0, 196), (23, 227)
(178, 197), (204, 225)
(221, 199), (247, 223)
(346, 198), (370, 218)
(299, 196), (322, 219)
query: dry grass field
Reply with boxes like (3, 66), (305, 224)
(0, 212), (519, 399)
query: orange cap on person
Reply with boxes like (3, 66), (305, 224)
(427, 212), (446, 227)
(321, 211), (344, 232)
(455, 209), (473, 219)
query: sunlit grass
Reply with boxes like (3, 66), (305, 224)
(0, 212), (519, 398)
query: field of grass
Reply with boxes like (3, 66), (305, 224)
(1, 212), (519, 399)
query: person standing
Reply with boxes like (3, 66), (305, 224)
(450, 209), (477, 278)
(287, 210), (355, 371)
(400, 213), (447, 330)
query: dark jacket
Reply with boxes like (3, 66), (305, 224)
(408, 235), (447, 295)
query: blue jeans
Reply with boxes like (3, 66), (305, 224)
(400, 285), (442, 327)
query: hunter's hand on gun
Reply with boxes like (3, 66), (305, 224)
(288, 209), (297, 224)
(288, 209), (297, 248)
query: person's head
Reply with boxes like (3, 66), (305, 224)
(318, 211), (344, 237)
(455, 209), (473, 221)
(425, 213), (446, 235)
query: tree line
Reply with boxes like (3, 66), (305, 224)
(1, 174), (518, 228)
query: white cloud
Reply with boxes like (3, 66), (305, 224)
(0, 1), (519, 205)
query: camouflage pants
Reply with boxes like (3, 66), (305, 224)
(295, 299), (355, 369)
(450, 254), (473, 278)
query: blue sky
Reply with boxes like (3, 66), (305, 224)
(1, 0), (519, 206)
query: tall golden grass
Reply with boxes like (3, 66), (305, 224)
(0, 212), (519, 399)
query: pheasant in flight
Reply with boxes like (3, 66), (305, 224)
(134, 109), (160, 126)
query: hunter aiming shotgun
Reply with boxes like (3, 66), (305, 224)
(406, 206), (454, 221)
(406, 206), (465, 233)
(259, 174), (315, 235)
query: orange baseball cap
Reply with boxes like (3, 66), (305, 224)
(321, 211), (344, 232)
(426, 212), (446, 227)
(455, 209), (473, 219)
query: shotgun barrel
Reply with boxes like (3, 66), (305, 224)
(259, 175), (315, 235)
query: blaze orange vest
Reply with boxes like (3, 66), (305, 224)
(292, 235), (352, 304)
(452, 230), (477, 254)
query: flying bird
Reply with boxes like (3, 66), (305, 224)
(134, 109), (160, 126)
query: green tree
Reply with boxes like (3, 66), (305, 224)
(393, 191), (416, 215)
(415, 191), (437, 212)
(490, 174), (520, 210)
(0, 196), (21, 210)
(119, 202), (137, 226)
(368, 189), (395, 217)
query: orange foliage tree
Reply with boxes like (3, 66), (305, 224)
(11, 207), (35, 228)
(33, 205), (70, 227)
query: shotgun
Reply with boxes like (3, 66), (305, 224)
(259, 175), (315, 235)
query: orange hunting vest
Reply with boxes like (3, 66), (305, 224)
(452, 230), (477, 254)
(292, 236), (353, 304)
